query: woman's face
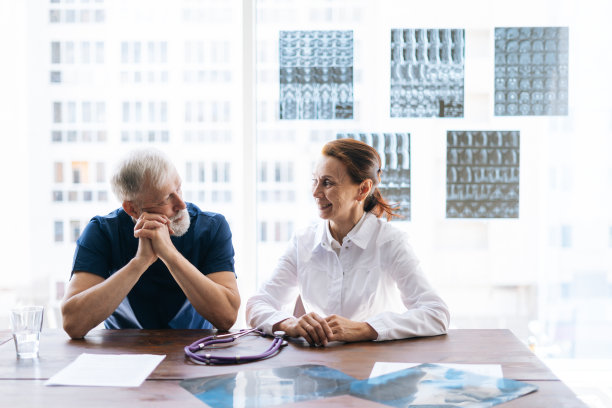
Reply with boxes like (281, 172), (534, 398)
(312, 155), (363, 226)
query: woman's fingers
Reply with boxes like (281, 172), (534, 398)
(299, 313), (332, 346)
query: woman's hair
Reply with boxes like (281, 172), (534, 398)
(110, 148), (175, 203)
(322, 138), (399, 221)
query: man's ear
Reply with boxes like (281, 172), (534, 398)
(122, 201), (139, 219)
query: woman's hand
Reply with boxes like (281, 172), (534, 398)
(325, 314), (378, 342)
(274, 312), (333, 346)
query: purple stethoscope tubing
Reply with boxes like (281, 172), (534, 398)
(184, 328), (287, 365)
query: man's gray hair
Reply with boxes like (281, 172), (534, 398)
(110, 148), (176, 202)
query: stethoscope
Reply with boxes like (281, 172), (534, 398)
(184, 328), (288, 365)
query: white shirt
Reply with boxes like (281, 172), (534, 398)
(246, 212), (450, 341)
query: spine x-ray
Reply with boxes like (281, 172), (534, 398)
(280, 31), (353, 120)
(447, 130), (520, 218)
(391, 29), (464, 118)
(337, 133), (411, 220)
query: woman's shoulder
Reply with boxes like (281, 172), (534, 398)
(366, 214), (408, 245)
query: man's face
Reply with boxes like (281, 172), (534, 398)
(134, 172), (190, 237)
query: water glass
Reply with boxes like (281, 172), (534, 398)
(10, 306), (44, 359)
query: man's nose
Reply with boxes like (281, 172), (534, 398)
(173, 195), (187, 211)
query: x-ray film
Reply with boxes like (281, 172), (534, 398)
(446, 130), (520, 218)
(279, 30), (353, 120)
(495, 27), (569, 116)
(349, 363), (538, 407)
(337, 133), (411, 220)
(391, 29), (465, 118)
(180, 364), (355, 408)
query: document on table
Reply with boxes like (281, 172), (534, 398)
(370, 362), (503, 378)
(46, 353), (166, 387)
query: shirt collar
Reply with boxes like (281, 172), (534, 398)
(312, 212), (378, 252)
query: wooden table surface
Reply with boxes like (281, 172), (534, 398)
(0, 328), (586, 407)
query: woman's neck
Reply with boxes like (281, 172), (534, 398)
(329, 210), (364, 244)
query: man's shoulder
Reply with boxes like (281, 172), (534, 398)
(187, 203), (230, 233)
(88, 208), (129, 229)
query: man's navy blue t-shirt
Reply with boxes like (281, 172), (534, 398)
(71, 202), (235, 329)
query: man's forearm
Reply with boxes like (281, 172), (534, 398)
(161, 252), (240, 330)
(61, 259), (148, 338)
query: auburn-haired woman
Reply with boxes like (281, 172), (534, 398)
(246, 138), (449, 345)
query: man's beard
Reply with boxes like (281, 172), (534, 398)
(169, 208), (190, 237)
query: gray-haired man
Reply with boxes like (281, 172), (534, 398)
(61, 149), (240, 339)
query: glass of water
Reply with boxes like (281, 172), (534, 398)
(10, 306), (44, 359)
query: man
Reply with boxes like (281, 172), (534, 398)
(61, 149), (240, 339)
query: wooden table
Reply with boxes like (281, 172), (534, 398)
(0, 329), (586, 407)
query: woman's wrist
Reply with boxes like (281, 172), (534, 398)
(272, 317), (295, 333)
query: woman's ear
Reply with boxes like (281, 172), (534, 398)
(122, 201), (139, 219)
(358, 179), (374, 201)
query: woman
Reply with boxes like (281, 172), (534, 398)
(246, 138), (449, 346)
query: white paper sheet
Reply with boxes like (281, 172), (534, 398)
(45, 353), (166, 387)
(370, 362), (503, 379)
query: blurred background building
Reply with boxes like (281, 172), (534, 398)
(0, 0), (610, 405)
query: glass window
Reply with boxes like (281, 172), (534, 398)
(96, 162), (105, 183)
(121, 42), (129, 63)
(49, 10), (60, 23)
(94, 10), (105, 23)
(82, 102), (91, 122)
(53, 102), (62, 123)
(54, 221), (63, 242)
(50, 71), (61, 83)
(54, 162), (63, 183)
(95, 42), (104, 63)
(70, 220), (80, 242)
(97, 191), (108, 201)
(51, 42), (60, 63)
(96, 102), (105, 122)
(65, 41), (74, 63)
(81, 42), (90, 63)
(67, 102), (76, 123)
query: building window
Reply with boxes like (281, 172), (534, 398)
(97, 191), (108, 202)
(561, 225), (572, 248)
(54, 162), (63, 183)
(52, 191), (63, 202)
(70, 220), (81, 242)
(53, 102), (62, 123)
(51, 42), (60, 64)
(96, 162), (105, 183)
(54, 221), (63, 243)
(52, 131), (62, 142)
(198, 162), (205, 182)
(50, 71), (61, 83)
(95, 42), (104, 63)
(71, 161), (89, 184)
(49, 10), (60, 23)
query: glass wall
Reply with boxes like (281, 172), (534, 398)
(0, 0), (610, 403)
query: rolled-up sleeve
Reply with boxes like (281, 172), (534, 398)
(246, 235), (301, 334)
(365, 233), (450, 341)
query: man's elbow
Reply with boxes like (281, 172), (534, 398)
(60, 302), (88, 339)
